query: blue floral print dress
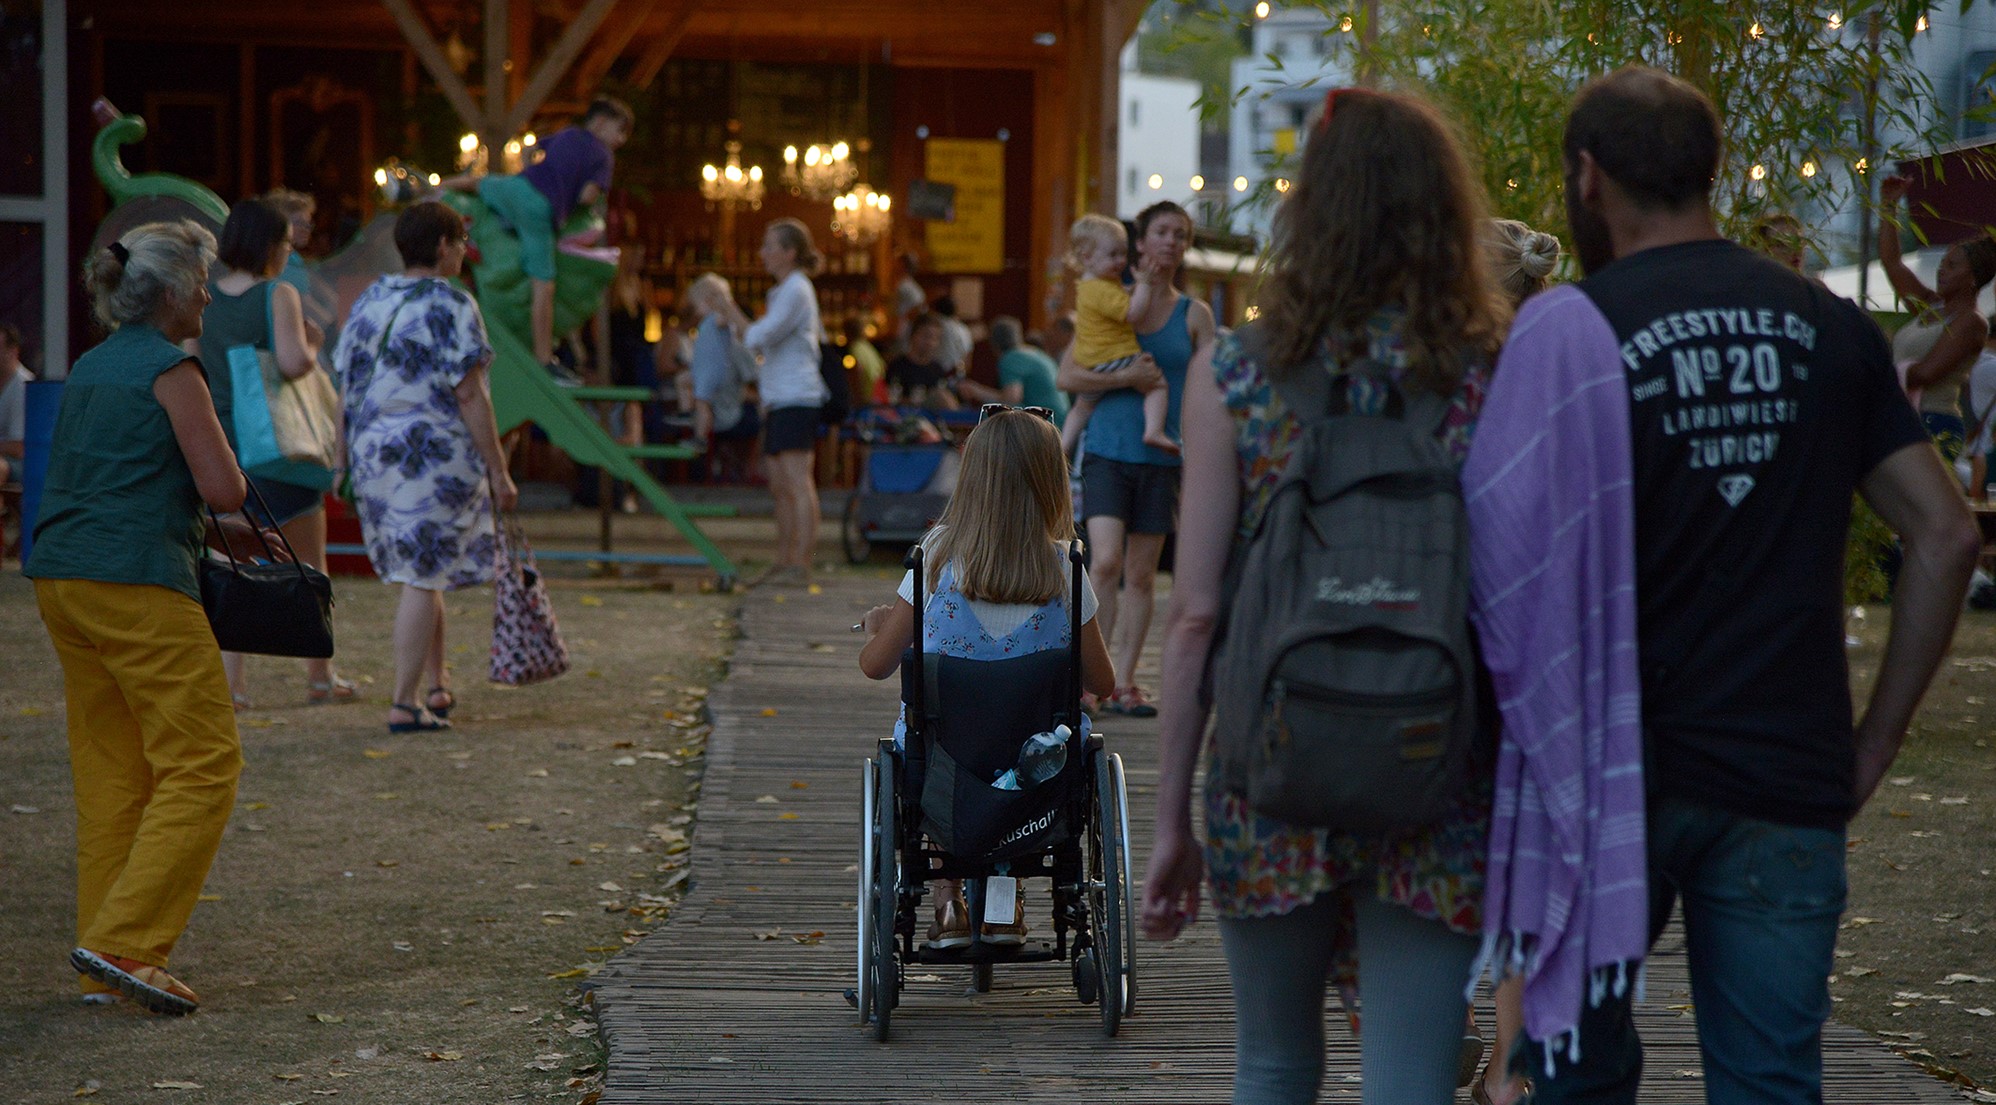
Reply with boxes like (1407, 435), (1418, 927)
(334, 275), (499, 590)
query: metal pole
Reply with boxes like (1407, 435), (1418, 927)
(43, 0), (69, 378)
(1858, 12), (1881, 310)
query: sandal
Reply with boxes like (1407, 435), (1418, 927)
(70, 948), (198, 1016)
(387, 704), (451, 733)
(424, 686), (456, 718)
(307, 675), (359, 706)
(1104, 685), (1158, 718)
(1472, 1059), (1535, 1105)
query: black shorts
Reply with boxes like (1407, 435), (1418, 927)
(245, 474), (325, 528)
(1081, 455), (1179, 535)
(763, 405), (822, 455)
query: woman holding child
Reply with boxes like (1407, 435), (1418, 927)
(1056, 200), (1214, 718)
(1144, 88), (1509, 1104)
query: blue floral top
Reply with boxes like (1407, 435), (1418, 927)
(333, 275), (498, 590)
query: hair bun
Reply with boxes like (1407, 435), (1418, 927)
(1517, 232), (1560, 279)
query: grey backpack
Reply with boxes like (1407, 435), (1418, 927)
(1208, 330), (1479, 832)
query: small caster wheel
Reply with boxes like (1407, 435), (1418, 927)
(1073, 948), (1100, 1005)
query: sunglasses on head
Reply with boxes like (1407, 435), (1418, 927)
(978, 403), (1055, 425)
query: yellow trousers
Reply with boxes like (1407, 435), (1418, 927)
(34, 579), (241, 989)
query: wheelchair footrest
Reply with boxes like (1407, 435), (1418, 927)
(914, 940), (1059, 965)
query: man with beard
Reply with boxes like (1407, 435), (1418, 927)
(1463, 66), (1980, 1103)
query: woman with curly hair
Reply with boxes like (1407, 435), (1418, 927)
(333, 201), (517, 733)
(1143, 87), (1510, 1104)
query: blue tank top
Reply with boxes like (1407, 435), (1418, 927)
(1081, 295), (1191, 467)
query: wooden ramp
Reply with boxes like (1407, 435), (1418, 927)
(589, 577), (1956, 1104)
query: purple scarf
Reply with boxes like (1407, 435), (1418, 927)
(1462, 286), (1650, 1068)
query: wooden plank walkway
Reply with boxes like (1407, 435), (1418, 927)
(589, 576), (1957, 1104)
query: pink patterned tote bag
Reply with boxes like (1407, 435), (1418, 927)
(490, 516), (570, 686)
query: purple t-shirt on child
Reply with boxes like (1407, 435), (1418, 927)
(521, 127), (614, 228)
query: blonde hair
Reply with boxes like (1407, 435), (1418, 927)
(924, 410), (1075, 605)
(1261, 88), (1508, 394)
(1483, 218), (1561, 306)
(1066, 213), (1128, 272)
(262, 188), (315, 220)
(85, 220), (217, 331)
(764, 218), (823, 276)
(688, 272), (734, 317)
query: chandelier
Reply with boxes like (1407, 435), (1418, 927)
(700, 140), (765, 211)
(782, 142), (858, 202)
(831, 184), (891, 245)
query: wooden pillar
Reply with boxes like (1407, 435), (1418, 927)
(1031, 61), (1069, 331)
(1089, 0), (1122, 217)
(481, 0), (509, 153)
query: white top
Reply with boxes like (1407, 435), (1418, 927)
(0, 365), (35, 444)
(1967, 351), (1996, 458)
(898, 533), (1100, 639)
(937, 316), (973, 372)
(743, 270), (828, 411)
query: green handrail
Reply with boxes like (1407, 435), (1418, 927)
(91, 111), (229, 225)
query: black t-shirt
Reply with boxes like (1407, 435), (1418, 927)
(1577, 239), (1927, 828)
(887, 355), (949, 399)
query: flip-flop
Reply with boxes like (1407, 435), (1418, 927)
(424, 686), (456, 718)
(387, 704), (450, 733)
(70, 948), (198, 1016)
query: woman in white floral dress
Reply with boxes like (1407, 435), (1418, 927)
(334, 201), (518, 733)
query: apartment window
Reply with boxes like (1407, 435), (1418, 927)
(1965, 51), (1996, 140)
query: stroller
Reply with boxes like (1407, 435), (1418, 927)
(850, 545), (1135, 1041)
(839, 407), (972, 564)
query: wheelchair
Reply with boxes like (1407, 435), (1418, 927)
(851, 545), (1135, 1041)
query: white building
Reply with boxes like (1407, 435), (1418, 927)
(1116, 40), (1203, 220)
(1807, 7), (1996, 283)
(1224, 7), (1353, 239)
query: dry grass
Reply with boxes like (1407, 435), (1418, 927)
(0, 551), (736, 1104)
(1838, 602), (1996, 1093)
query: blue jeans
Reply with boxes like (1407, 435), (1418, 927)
(1220, 892), (1479, 1105)
(1530, 796), (1847, 1105)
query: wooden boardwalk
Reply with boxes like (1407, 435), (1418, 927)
(589, 576), (1956, 1104)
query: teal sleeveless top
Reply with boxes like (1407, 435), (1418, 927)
(197, 279), (274, 452)
(1081, 294), (1192, 467)
(25, 325), (209, 600)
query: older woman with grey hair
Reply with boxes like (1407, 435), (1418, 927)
(27, 219), (267, 1015)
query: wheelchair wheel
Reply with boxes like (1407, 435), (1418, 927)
(841, 493), (872, 564)
(858, 750), (899, 1040)
(1088, 745), (1134, 1036)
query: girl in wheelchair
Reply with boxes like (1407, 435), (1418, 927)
(857, 405), (1116, 950)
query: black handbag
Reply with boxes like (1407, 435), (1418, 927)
(200, 480), (336, 658)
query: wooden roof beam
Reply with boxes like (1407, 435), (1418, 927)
(499, 0), (619, 135)
(629, 6), (692, 91)
(379, 0), (486, 132)
(569, 0), (663, 99)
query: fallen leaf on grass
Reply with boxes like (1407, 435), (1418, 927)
(197, 894), (222, 902)
(421, 1050), (464, 1061)
(580, 595), (604, 607)
(1969, 1008), (1996, 1017)
(525, 1053), (565, 1071)
(548, 967), (591, 980)
(362, 749), (392, 759)
(376, 860), (399, 868)
(599, 881), (623, 892)
(276, 1074), (306, 1082)
(1940, 974), (1993, 985)
(1844, 916), (1880, 927)
(310, 1013), (345, 1024)
(10, 805), (39, 814)
(151, 1081), (203, 1090)
(72, 1083), (99, 1098)
(526, 768), (549, 778)
(1846, 966), (1878, 977)
(611, 756), (638, 767)
(1939, 797), (1969, 806)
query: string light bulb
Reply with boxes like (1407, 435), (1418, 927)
(1190, 174), (1205, 191)
(1749, 163), (1767, 181)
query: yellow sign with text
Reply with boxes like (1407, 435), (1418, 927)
(924, 138), (1005, 274)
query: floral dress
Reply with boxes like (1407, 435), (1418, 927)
(334, 275), (498, 590)
(1205, 309), (1493, 993)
